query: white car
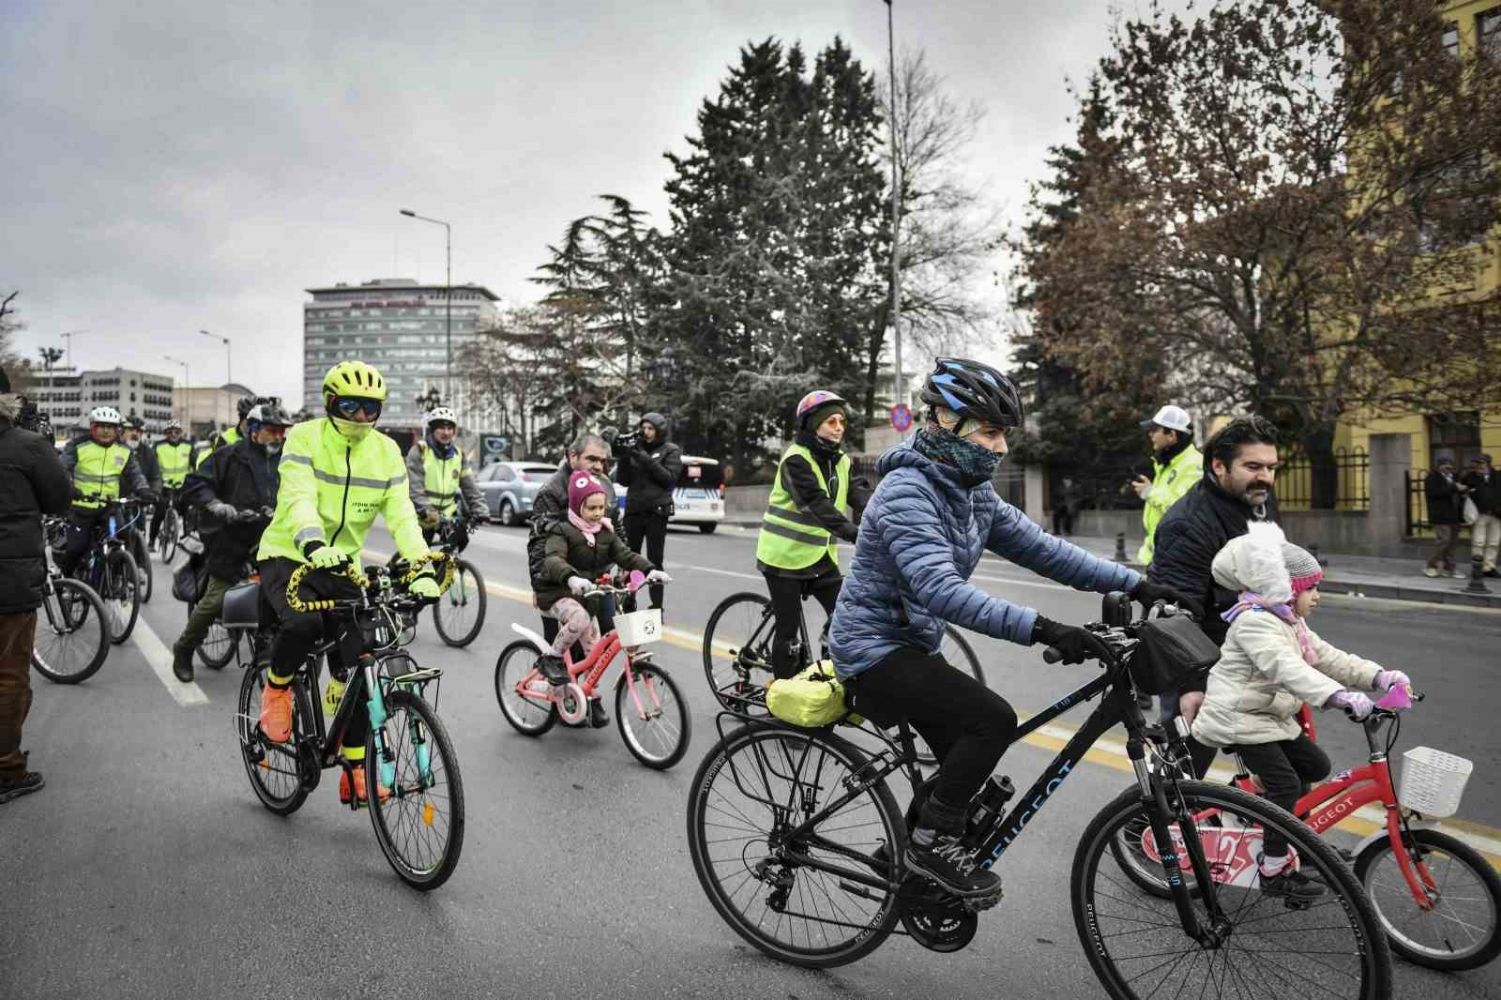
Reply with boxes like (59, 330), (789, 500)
(616, 455), (725, 534)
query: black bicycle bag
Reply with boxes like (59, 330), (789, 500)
(1128, 613), (1220, 695)
(221, 581), (261, 629)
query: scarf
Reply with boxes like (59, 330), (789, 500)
(1222, 591), (1316, 664)
(426, 432), (456, 460)
(567, 509), (613, 546)
(912, 425), (1002, 487)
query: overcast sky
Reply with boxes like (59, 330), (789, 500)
(2, 0), (1176, 406)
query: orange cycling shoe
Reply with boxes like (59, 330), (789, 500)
(259, 685), (293, 743)
(339, 767), (391, 806)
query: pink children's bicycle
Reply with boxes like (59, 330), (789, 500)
(493, 572), (691, 770)
(1117, 685), (1500, 972)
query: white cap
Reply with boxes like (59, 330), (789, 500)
(1141, 404), (1192, 433)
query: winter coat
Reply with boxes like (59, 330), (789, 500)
(1461, 468), (1499, 517)
(534, 518), (654, 614)
(0, 397), (73, 613)
(131, 441), (162, 492)
(1425, 470), (1465, 526)
(828, 442), (1140, 679)
(528, 460), (619, 586)
(1191, 523), (1383, 748)
(183, 437), (281, 581)
(614, 416), (682, 515)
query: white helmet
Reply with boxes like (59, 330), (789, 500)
(89, 406), (123, 425)
(164, 419), (183, 431)
(426, 407), (457, 427)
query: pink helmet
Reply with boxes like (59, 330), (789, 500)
(795, 390), (848, 429)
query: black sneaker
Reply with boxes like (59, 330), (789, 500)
(1259, 865), (1325, 902)
(171, 644), (195, 683)
(905, 835), (1002, 899)
(536, 654), (569, 686)
(0, 770), (45, 805)
(588, 699), (610, 728)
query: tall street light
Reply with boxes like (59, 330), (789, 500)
(164, 354), (189, 422)
(400, 208), (452, 404)
(883, 0), (904, 409)
(198, 329), (232, 384)
(60, 330), (87, 371)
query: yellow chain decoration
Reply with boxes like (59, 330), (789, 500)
(399, 552), (455, 595)
(284, 560), (367, 613)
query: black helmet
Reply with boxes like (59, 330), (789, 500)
(246, 402), (293, 428)
(236, 396), (257, 420)
(919, 358), (1024, 428)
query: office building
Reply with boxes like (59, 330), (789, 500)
(28, 366), (175, 434)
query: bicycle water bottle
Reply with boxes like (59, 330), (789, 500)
(964, 776), (1015, 845)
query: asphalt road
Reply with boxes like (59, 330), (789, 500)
(4, 522), (1499, 999)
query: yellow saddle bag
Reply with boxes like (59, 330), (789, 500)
(765, 661), (862, 728)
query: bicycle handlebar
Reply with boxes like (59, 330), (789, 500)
(284, 552), (455, 614)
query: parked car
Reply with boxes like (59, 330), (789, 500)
(475, 461), (558, 527)
(616, 455), (725, 534)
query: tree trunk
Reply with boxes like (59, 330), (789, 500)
(1302, 424), (1338, 510)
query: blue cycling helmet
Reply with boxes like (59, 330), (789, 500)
(920, 357), (1024, 428)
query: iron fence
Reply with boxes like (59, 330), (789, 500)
(1274, 447), (1370, 511)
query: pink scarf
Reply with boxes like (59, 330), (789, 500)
(1222, 591), (1316, 664)
(567, 510), (613, 546)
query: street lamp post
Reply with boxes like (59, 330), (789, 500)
(883, 0), (903, 409)
(400, 208), (452, 404)
(164, 355), (189, 422)
(198, 329), (231, 385)
(60, 330), (87, 371)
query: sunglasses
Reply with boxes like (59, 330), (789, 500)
(334, 398), (383, 419)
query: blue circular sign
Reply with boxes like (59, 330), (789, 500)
(890, 403), (913, 433)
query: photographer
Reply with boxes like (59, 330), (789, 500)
(613, 412), (681, 612)
(0, 367), (72, 805)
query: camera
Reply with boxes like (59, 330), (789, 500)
(603, 425), (640, 455)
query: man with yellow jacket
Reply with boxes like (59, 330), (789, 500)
(1132, 404), (1202, 567)
(255, 361), (439, 805)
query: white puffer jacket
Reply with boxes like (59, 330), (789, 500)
(1190, 523), (1382, 748)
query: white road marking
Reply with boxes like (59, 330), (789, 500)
(131, 616), (210, 706)
(681, 564), (762, 582)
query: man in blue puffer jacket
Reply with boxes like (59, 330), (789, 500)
(831, 358), (1199, 900)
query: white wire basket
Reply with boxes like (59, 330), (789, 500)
(615, 608), (663, 646)
(1399, 746), (1473, 818)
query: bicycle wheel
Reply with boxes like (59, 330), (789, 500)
(432, 558), (486, 648)
(702, 591), (775, 716)
(493, 640), (558, 735)
(102, 549), (141, 644)
(939, 626), (984, 685)
(158, 507), (181, 565)
(367, 689), (465, 891)
(615, 662), (690, 770)
(235, 666), (312, 815)
(1074, 781), (1391, 1000)
(197, 620), (237, 670)
(1355, 827), (1501, 971)
(686, 723), (905, 969)
(130, 531), (153, 604)
(31, 579), (110, 684)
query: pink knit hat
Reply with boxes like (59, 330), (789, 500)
(567, 472), (607, 514)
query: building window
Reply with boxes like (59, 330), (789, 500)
(1484, 10), (1501, 61)
(1442, 22), (1460, 59)
(1428, 411), (1482, 469)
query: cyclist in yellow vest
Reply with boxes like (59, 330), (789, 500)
(1132, 404), (1203, 566)
(405, 406), (488, 539)
(56, 406), (152, 577)
(755, 390), (872, 679)
(255, 361), (440, 805)
(150, 419), (193, 545)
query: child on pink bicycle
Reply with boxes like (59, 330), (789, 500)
(533, 472), (668, 727)
(1190, 522), (1412, 902)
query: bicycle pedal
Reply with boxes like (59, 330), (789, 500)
(963, 890), (1002, 914)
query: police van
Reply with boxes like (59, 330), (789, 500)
(617, 455), (725, 533)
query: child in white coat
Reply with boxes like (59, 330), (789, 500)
(1191, 522), (1412, 901)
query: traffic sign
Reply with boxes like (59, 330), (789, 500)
(890, 403), (913, 433)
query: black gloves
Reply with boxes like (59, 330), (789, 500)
(233, 507), (267, 525)
(136, 491), (159, 506)
(1130, 579), (1203, 619)
(1032, 615), (1116, 665)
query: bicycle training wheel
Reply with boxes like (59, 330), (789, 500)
(615, 662), (690, 769)
(432, 558), (486, 648)
(1355, 827), (1501, 971)
(158, 508), (181, 565)
(686, 723), (905, 969)
(197, 619), (237, 670)
(235, 666), (312, 815)
(702, 591), (775, 716)
(130, 532), (153, 604)
(102, 549), (141, 644)
(493, 640), (558, 735)
(1073, 781), (1391, 1000)
(367, 689), (465, 891)
(31, 579), (110, 684)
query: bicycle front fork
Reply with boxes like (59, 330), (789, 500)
(362, 657), (434, 790)
(1130, 738), (1228, 947)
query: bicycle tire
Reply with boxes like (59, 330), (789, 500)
(367, 689), (465, 890)
(493, 639), (558, 735)
(432, 558), (486, 648)
(1074, 781), (1392, 1000)
(1355, 827), (1501, 971)
(702, 591), (775, 716)
(103, 548), (141, 644)
(197, 620), (238, 670)
(615, 662), (690, 770)
(686, 722), (905, 969)
(939, 626), (984, 685)
(130, 531), (153, 604)
(159, 508), (181, 565)
(236, 666), (311, 815)
(31, 579), (110, 684)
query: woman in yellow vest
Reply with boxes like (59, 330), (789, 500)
(755, 390), (871, 679)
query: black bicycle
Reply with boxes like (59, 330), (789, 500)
(63, 499), (144, 644)
(234, 555), (465, 890)
(685, 593), (1392, 998)
(428, 515), (487, 648)
(30, 542), (111, 684)
(154, 487), (184, 565)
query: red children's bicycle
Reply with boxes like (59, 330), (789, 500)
(1116, 685), (1501, 971)
(493, 572), (691, 770)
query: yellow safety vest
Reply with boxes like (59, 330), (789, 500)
(257, 417), (427, 569)
(72, 440), (131, 510)
(155, 440), (193, 488)
(420, 442), (462, 516)
(755, 443), (851, 571)
(196, 426), (242, 468)
(1138, 443), (1204, 566)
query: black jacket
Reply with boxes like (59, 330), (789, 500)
(130, 441), (162, 491)
(1148, 476), (1280, 649)
(0, 403), (73, 613)
(534, 519), (653, 613)
(1462, 467), (1499, 516)
(183, 437), (280, 581)
(759, 430), (873, 579)
(615, 421), (683, 516)
(1424, 470), (1464, 526)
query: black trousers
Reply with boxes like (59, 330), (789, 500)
(259, 557), (369, 751)
(846, 646), (1018, 829)
(623, 511), (669, 610)
(763, 571), (841, 679)
(56, 508), (106, 578)
(1053, 510), (1075, 536)
(1229, 735), (1331, 857)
